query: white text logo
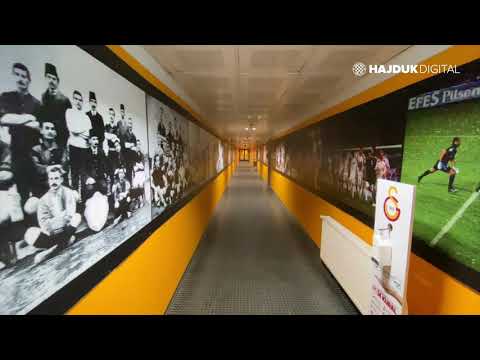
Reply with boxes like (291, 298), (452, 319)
(353, 63), (460, 77)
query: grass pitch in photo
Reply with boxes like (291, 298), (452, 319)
(401, 100), (480, 273)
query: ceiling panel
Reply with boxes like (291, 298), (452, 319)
(239, 46), (312, 75)
(142, 45), (411, 146)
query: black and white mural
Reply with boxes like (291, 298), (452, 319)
(147, 95), (233, 219)
(0, 45), (232, 314)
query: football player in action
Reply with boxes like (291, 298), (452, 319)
(418, 137), (461, 193)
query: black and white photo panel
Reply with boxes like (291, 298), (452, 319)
(0, 45), (151, 314)
(147, 93), (232, 220)
(147, 94), (192, 218)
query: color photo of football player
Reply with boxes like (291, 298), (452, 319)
(417, 137), (461, 193)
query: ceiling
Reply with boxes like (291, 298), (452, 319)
(142, 45), (411, 146)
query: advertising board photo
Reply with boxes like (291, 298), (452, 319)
(401, 78), (480, 290)
(272, 59), (480, 293)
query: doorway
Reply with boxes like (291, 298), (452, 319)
(239, 149), (250, 161)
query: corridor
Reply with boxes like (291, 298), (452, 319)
(167, 162), (358, 315)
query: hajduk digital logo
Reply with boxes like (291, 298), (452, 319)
(352, 62), (368, 77)
(353, 63), (460, 77)
(383, 186), (401, 222)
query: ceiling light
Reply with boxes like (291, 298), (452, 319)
(245, 127), (249, 131)
(252, 127), (256, 131)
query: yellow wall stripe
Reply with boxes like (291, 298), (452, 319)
(68, 162), (236, 314)
(267, 169), (480, 314)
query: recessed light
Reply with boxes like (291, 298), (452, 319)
(245, 127), (249, 131)
(252, 127), (256, 131)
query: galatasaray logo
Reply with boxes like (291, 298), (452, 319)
(383, 186), (401, 222)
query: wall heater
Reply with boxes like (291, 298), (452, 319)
(320, 216), (372, 315)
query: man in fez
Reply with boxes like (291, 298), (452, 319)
(117, 103), (128, 139)
(86, 91), (105, 145)
(38, 63), (71, 149)
(84, 129), (109, 200)
(83, 130), (109, 232)
(119, 117), (137, 184)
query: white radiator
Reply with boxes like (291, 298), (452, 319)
(320, 216), (372, 315)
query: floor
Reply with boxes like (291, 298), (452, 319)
(166, 162), (358, 315)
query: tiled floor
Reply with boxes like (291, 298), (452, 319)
(166, 162), (358, 315)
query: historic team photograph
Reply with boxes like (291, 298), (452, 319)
(147, 96), (191, 217)
(0, 45), (151, 315)
(147, 94), (231, 219)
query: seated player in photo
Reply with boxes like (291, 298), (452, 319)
(418, 137), (461, 193)
(83, 131), (110, 232)
(23, 165), (81, 264)
(30, 121), (68, 198)
(131, 139), (146, 210)
(0, 140), (25, 268)
(112, 167), (132, 225)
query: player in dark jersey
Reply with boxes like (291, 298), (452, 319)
(418, 137), (461, 193)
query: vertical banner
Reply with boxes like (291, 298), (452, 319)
(370, 179), (415, 315)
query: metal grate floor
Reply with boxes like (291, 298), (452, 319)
(166, 163), (359, 315)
